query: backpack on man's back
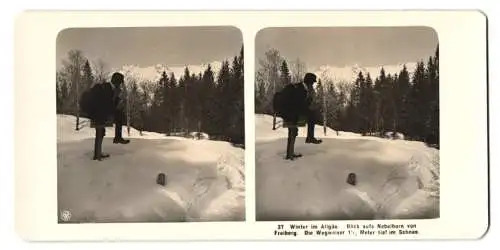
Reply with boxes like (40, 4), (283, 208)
(79, 84), (100, 119)
(273, 84), (296, 118)
(79, 82), (114, 124)
(272, 83), (308, 127)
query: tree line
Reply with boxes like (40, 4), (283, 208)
(255, 46), (439, 146)
(57, 46), (245, 146)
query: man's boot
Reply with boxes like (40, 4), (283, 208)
(290, 136), (302, 158)
(305, 116), (322, 144)
(285, 135), (294, 160)
(113, 119), (130, 144)
(286, 136), (302, 160)
(93, 137), (101, 161)
(93, 154), (110, 161)
(93, 127), (109, 160)
(305, 137), (323, 144)
(113, 138), (130, 144)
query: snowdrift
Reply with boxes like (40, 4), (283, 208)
(57, 114), (244, 222)
(255, 114), (439, 221)
(188, 131), (210, 140)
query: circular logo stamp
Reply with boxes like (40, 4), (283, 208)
(60, 210), (72, 222)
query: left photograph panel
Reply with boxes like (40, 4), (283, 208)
(56, 26), (245, 223)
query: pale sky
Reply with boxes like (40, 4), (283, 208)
(56, 26), (243, 70)
(255, 27), (438, 69)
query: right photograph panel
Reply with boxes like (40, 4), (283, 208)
(254, 27), (440, 221)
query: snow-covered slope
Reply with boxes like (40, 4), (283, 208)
(57, 115), (244, 222)
(255, 114), (439, 221)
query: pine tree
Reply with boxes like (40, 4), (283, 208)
(201, 64), (217, 135)
(158, 71), (170, 134)
(167, 72), (178, 134)
(79, 59), (95, 119)
(187, 72), (201, 132)
(426, 46), (439, 146)
(215, 60), (232, 139)
(324, 81), (340, 135)
(228, 47), (245, 145)
(385, 73), (397, 132)
(193, 71), (204, 134)
(82, 60), (94, 91)
(280, 60), (291, 86)
(425, 55), (436, 120)
(432, 45), (440, 146)
(358, 72), (372, 134)
(408, 61), (427, 140)
(396, 64), (411, 135)
(239, 45), (244, 76)
(373, 67), (392, 133)
(150, 72), (165, 132)
(349, 71), (364, 133)
(362, 73), (375, 134)
(180, 67), (191, 133)
(274, 59), (292, 129)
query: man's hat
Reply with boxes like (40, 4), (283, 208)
(304, 72), (317, 83)
(111, 72), (124, 84)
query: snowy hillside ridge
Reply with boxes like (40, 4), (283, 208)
(258, 114), (408, 142)
(58, 114), (214, 142)
(312, 62), (417, 84)
(255, 114), (439, 220)
(57, 114), (245, 222)
(109, 61), (223, 83)
(255, 114), (404, 141)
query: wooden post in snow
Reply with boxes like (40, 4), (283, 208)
(272, 113), (277, 130)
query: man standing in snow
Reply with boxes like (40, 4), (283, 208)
(90, 72), (130, 161)
(280, 72), (322, 160)
(301, 73), (322, 144)
(110, 72), (130, 144)
(281, 80), (307, 160)
(91, 81), (114, 160)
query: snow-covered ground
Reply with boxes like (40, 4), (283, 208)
(57, 115), (245, 223)
(255, 114), (439, 221)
